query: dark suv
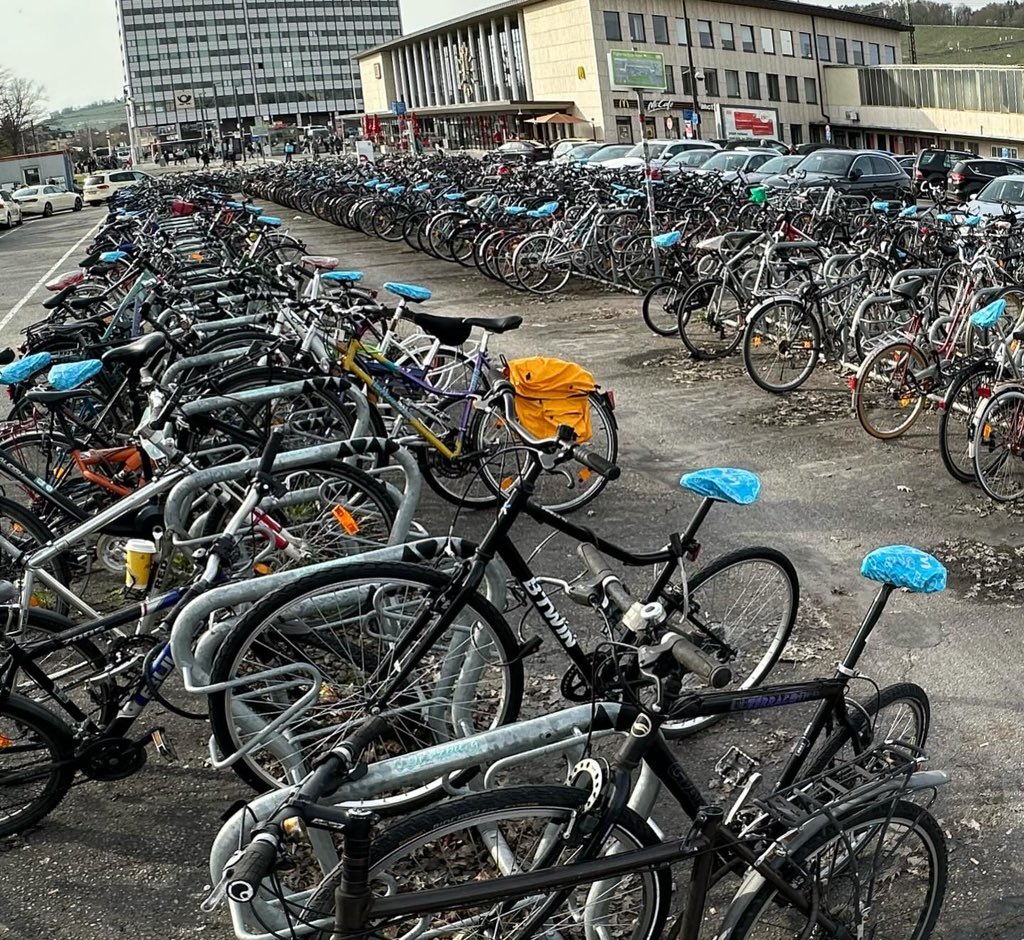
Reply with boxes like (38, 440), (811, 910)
(913, 148), (974, 196)
(947, 158), (1024, 202)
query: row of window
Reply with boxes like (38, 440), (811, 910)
(662, 65), (817, 103)
(603, 12), (896, 65)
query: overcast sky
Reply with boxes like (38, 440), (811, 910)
(1, 0), (996, 112)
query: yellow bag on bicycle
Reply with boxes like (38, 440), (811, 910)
(506, 357), (597, 443)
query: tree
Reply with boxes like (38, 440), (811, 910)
(0, 69), (48, 156)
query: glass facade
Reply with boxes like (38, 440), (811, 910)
(858, 66), (1024, 113)
(117, 0), (401, 133)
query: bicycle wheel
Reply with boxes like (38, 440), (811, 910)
(474, 392), (618, 514)
(801, 682), (930, 780)
(302, 786), (671, 940)
(853, 341), (930, 440)
(662, 547), (798, 739)
(743, 300), (821, 394)
(207, 563), (523, 797)
(677, 279), (746, 361)
(0, 691), (75, 838)
(641, 280), (686, 337)
(938, 359), (997, 485)
(725, 800), (947, 940)
(973, 388), (1024, 502)
(0, 494), (72, 611)
(513, 234), (572, 295)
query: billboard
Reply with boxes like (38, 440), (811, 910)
(607, 51), (666, 91)
(718, 105), (779, 139)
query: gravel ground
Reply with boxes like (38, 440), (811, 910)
(1, 181), (1023, 937)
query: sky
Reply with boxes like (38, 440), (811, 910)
(0, 0), (996, 113)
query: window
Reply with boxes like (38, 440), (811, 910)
(760, 27), (775, 54)
(780, 30), (794, 56)
(703, 67), (719, 96)
(675, 17), (688, 44)
(628, 13), (646, 42)
(817, 35), (830, 61)
(884, 44), (896, 64)
(803, 76), (817, 103)
(740, 25), (755, 52)
(681, 69), (694, 95)
(786, 74), (799, 102)
(991, 146), (1020, 159)
(746, 71), (761, 98)
(603, 11), (621, 41)
(766, 73), (780, 101)
(720, 22), (735, 50)
(870, 155), (897, 175)
(869, 42), (880, 65)
(852, 40), (864, 64)
(665, 64), (676, 93)
(836, 37), (848, 64)
(725, 69), (740, 97)
(652, 14), (669, 44)
(791, 124), (803, 146)
(799, 32), (813, 58)
(698, 20), (713, 48)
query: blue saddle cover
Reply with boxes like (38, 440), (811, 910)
(99, 250), (128, 263)
(653, 231), (681, 249)
(323, 271), (364, 283)
(871, 200), (891, 211)
(257, 216), (282, 227)
(969, 298), (1006, 329)
(0, 352), (53, 385)
(48, 359), (103, 391)
(680, 468), (761, 505)
(860, 546), (946, 593)
(384, 282), (432, 302)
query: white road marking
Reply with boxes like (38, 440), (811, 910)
(0, 218), (103, 333)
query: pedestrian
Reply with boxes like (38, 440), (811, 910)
(193, 147), (200, 164)
(201, 147), (210, 169)
(283, 140), (295, 163)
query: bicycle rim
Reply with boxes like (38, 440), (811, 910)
(854, 343), (930, 440)
(974, 389), (1024, 501)
(744, 301), (821, 394)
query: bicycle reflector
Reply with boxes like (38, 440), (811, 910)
(847, 376), (857, 391)
(332, 505), (360, 535)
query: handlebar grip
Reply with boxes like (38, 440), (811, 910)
(257, 428), (284, 477)
(571, 445), (621, 481)
(578, 543), (614, 582)
(671, 638), (732, 689)
(339, 715), (390, 761)
(225, 833), (279, 903)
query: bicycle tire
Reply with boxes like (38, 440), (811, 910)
(938, 359), (997, 485)
(973, 387), (1024, 502)
(801, 682), (930, 780)
(0, 493), (72, 612)
(742, 300), (821, 394)
(303, 786), (671, 940)
(677, 278), (746, 361)
(207, 562), (523, 799)
(853, 341), (930, 440)
(641, 280), (686, 337)
(0, 691), (75, 838)
(724, 800), (947, 940)
(663, 546), (798, 739)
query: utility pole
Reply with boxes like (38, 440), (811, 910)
(905, 0), (917, 64)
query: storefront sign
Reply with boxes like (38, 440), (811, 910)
(719, 105), (779, 138)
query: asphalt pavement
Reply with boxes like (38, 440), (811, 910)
(0, 178), (1022, 938)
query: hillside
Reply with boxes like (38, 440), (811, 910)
(48, 100), (126, 131)
(902, 24), (1024, 65)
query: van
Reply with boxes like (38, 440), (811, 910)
(913, 148), (974, 196)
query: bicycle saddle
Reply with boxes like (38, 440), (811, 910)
(679, 468), (761, 505)
(42, 285), (75, 310)
(410, 312), (474, 346)
(462, 315), (523, 334)
(969, 298), (1006, 330)
(68, 294), (110, 310)
(102, 332), (166, 369)
(322, 270), (364, 283)
(24, 386), (94, 405)
(99, 250), (129, 264)
(653, 231), (682, 250)
(0, 351), (53, 385)
(47, 359), (103, 391)
(256, 216), (282, 227)
(860, 546), (946, 593)
(384, 282), (432, 303)
(301, 255), (340, 271)
(892, 278), (926, 302)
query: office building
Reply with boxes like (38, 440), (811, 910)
(355, 0), (906, 149)
(116, 0), (402, 145)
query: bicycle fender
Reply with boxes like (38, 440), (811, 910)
(745, 294), (802, 323)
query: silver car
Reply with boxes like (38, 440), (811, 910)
(965, 175), (1024, 220)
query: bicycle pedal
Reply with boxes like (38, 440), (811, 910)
(150, 728), (178, 762)
(715, 745), (759, 788)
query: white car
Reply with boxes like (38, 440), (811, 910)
(83, 169), (149, 205)
(601, 139), (718, 170)
(0, 189), (23, 228)
(12, 184), (82, 217)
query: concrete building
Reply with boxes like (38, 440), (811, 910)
(825, 65), (1024, 156)
(354, 0), (906, 149)
(115, 0), (401, 147)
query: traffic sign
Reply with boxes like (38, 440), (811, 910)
(390, 101), (407, 116)
(683, 109), (700, 126)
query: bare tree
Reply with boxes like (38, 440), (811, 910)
(0, 69), (48, 156)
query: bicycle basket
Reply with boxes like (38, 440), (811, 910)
(506, 357), (598, 443)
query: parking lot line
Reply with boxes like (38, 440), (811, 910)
(0, 218), (103, 332)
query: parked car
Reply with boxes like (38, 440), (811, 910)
(896, 155), (916, 173)
(692, 149), (777, 179)
(913, 147), (974, 196)
(721, 137), (790, 154)
(965, 175), (1024, 219)
(660, 149), (716, 175)
(551, 138), (597, 161)
(947, 158), (1024, 202)
(82, 169), (149, 205)
(793, 142), (847, 156)
(492, 140), (553, 163)
(601, 139), (717, 170)
(583, 144), (633, 166)
(12, 184), (82, 217)
(742, 153), (804, 184)
(762, 149), (913, 201)
(559, 142), (607, 163)
(0, 189), (23, 228)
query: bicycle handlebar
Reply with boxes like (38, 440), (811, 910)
(670, 636), (732, 689)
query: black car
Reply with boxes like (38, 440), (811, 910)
(913, 147), (974, 197)
(492, 140), (553, 163)
(947, 158), (1024, 202)
(762, 149), (913, 201)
